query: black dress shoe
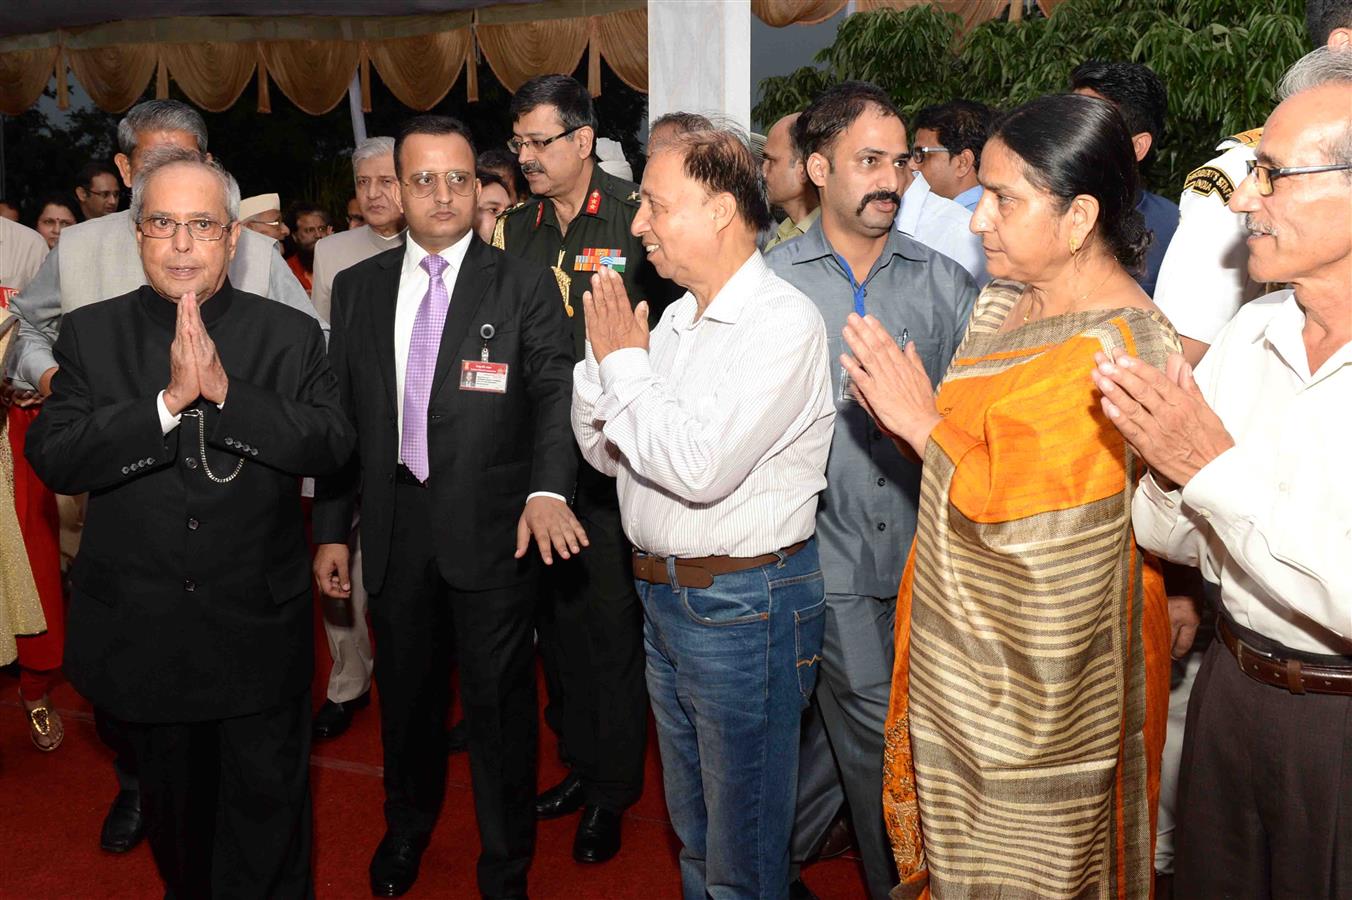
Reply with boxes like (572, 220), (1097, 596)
(369, 832), (426, 898)
(313, 692), (370, 741)
(788, 878), (820, 900)
(100, 789), (145, 853)
(817, 810), (855, 859)
(572, 805), (622, 864)
(535, 771), (584, 819)
(445, 719), (468, 754)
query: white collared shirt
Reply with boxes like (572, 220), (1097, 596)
(894, 171), (987, 286)
(395, 230), (473, 440)
(572, 251), (835, 557)
(1132, 289), (1352, 653)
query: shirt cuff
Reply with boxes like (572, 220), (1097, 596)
(597, 346), (651, 394)
(16, 346), (58, 393)
(583, 339), (600, 383)
(1138, 470), (1183, 510)
(156, 391), (182, 435)
(527, 491), (568, 504)
(1181, 445), (1246, 525)
(158, 392), (225, 434)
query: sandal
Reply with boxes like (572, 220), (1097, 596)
(22, 693), (64, 752)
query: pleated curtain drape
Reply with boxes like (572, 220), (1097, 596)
(0, 0), (1067, 115)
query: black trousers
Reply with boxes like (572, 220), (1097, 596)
(536, 471), (647, 811)
(369, 480), (538, 899)
(95, 706), (140, 791)
(1175, 633), (1352, 899)
(118, 689), (313, 900)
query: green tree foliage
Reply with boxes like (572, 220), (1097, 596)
(754, 0), (1308, 195)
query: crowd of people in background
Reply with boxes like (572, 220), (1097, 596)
(0, 2), (1349, 899)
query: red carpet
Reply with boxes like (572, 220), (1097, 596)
(0, 609), (869, 898)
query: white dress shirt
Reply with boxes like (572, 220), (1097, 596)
(572, 251), (835, 558)
(396, 231), (473, 440)
(894, 172), (987, 286)
(1132, 290), (1352, 654)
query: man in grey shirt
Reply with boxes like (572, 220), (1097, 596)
(4, 99), (320, 857)
(9, 100), (320, 395)
(766, 81), (978, 899)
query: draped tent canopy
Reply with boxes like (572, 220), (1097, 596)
(0, 0), (1059, 117)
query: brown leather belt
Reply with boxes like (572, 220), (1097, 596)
(1219, 617), (1352, 696)
(632, 540), (808, 590)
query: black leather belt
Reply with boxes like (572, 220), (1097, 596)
(395, 463), (426, 487)
(1219, 616), (1352, 696)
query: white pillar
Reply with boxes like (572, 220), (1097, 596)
(347, 72), (368, 147)
(647, 0), (751, 130)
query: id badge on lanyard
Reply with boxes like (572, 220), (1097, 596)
(460, 323), (510, 393)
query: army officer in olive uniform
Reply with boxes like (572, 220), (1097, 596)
(493, 74), (678, 865)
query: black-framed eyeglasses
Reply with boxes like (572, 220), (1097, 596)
(910, 146), (950, 164)
(137, 215), (231, 241)
(507, 125), (583, 155)
(82, 187), (122, 201)
(1245, 159), (1352, 197)
(404, 170), (475, 199)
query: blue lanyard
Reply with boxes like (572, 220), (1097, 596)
(833, 253), (868, 317)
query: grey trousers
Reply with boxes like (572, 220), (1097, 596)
(319, 527), (373, 704)
(791, 592), (898, 900)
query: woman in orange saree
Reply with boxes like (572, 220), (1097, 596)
(842, 94), (1176, 899)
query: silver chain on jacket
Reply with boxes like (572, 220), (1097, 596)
(180, 409), (245, 483)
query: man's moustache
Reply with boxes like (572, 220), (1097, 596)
(1244, 214), (1275, 236)
(856, 191), (901, 216)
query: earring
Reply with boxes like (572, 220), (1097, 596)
(1069, 235), (1080, 254)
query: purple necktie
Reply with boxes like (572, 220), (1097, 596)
(400, 254), (450, 482)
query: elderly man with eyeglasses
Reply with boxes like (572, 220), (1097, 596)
(1093, 47), (1352, 898)
(5, 96), (320, 861)
(26, 146), (353, 900)
(492, 74), (680, 866)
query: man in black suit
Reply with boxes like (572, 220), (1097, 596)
(313, 115), (583, 900)
(25, 148), (354, 898)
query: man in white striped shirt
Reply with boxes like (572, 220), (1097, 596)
(572, 126), (835, 899)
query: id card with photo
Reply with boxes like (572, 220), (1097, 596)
(459, 360), (509, 393)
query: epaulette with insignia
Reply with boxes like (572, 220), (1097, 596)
(626, 190), (641, 203)
(1183, 165), (1235, 201)
(491, 201), (529, 250)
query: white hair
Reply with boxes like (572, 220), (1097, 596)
(130, 146), (241, 223)
(352, 136), (396, 179)
(1278, 47), (1352, 99)
(1277, 48), (1352, 170)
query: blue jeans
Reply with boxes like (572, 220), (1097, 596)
(637, 539), (826, 900)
